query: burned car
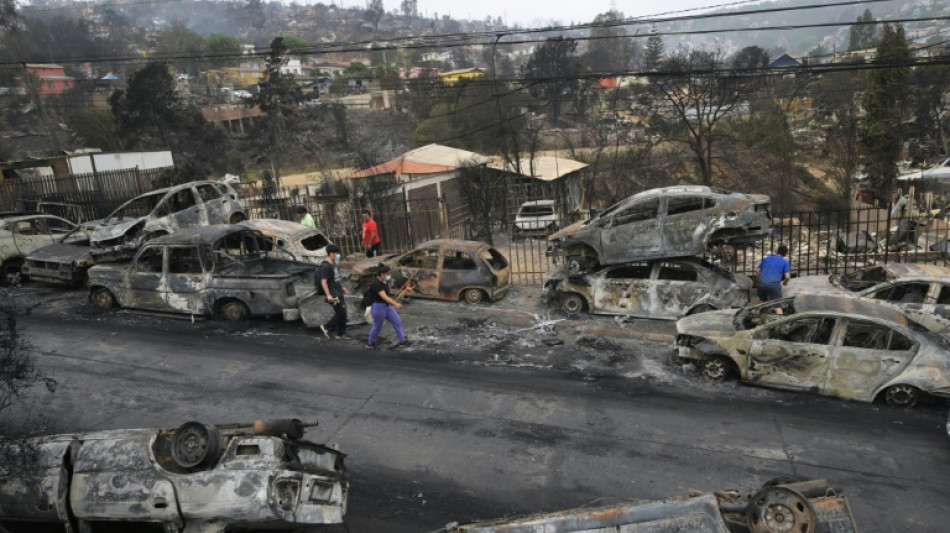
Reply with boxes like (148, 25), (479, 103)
(91, 181), (245, 261)
(786, 263), (950, 334)
(0, 418), (347, 533)
(543, 257), (751, 319)
(441, 478), (856, 533)
(512, 199), (560, 239)
(547, 186), (771, 270)
(676, 294), (950, 408)
(87, 225), (316, 321)
(21, 222), (100, 286)
(351, 239), (510, 304)
(240, 218), (331, 264)
(0, 213), (83, 281)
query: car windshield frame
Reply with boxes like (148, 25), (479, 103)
(106, 191), (166, 222)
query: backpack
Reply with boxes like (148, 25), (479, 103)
(360, 285), (376, 310)
(313, 261), (329, 296)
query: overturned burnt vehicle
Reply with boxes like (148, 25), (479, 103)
(351, 239), (511, 304)
(676, 294), (950, 408)
(21, 222), (99, 286)
(547, 186), (771, 271)
(543, 257), (751, 319)
(90, 181), (245, 261)
(240, 218), (331, 264)
(439, 478), (856, 533)
(0, 418), (347, 533)
(87, 225), (316, 321)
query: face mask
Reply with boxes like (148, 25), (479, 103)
(385, 274), (392, 282)
(334, 253), (342, 262)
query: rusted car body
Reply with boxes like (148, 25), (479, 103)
(0, 214), (83, 280)
(351, 239), (510, 304)
(240, 218), (331, 264)
(90, 181), (245, 261)
(542, 257), (751, 319)
(441, 478), (856, 533)
(547, 186), (771, 270)
(21, 223), (100, 285)
(0, 419), (347, 533)
(786, 263), (950, 333)
(676, 294), (950, 408)
(87, 225), (315, 321)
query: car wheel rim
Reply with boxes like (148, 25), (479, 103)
(223, 303), (246, 321)
(704, 359), (726, 381)
(563, 296), (582, 315)
(886, 385), (918, 408)
(465, 289), (483, 304)
(93, 290), (113, 309)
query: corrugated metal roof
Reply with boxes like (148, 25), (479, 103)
(487, 156), (587, 182)
(350, 144), (488, 179)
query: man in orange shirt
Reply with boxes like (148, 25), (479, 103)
(362, 210), (381, 257)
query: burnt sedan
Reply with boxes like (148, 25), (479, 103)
(0, 419), (347, 533)
(351, 239), (510, 304)
(87, 225), (315, 321)
(543, 257), (751, 319)
(90, 180), (245, 261)
(676, 294), (950, 408)
(240, 218), (331, 264)
(21, 222), (100, 285)
(547, 186), (771, 271)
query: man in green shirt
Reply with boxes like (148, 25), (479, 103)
(297, 206), (315, 228)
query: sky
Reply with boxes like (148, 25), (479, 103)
(335, 0), (738, 26)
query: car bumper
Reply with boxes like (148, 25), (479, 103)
(490, 284), (509, 301)
(22, 264), (86, 285)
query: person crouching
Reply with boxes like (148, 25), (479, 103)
(367, 264), (409, 350)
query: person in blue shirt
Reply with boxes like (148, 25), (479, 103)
(756, 245), (791, 302)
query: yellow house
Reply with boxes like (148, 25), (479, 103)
(439, 67), (487, 85)
(220, 66), (265, 85)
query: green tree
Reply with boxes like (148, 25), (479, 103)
(248, 37), (305, 188)
(156, 21), (206, 76)
(0, 0), (14, 31)
(344, 61), (371, 77)
(813, 71), (864, 206)
(66, 109), (123, 151)
(583, 11), (637, 72)
(521, 37), (581, 126)
(644, 24), (663, 70)
(282, 35), (310, 59)
(849, 9), (878, 51)
(206, 33), (242, 68)
(860, 23), (911, 201)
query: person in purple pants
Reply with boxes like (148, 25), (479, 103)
(366, 264), (409, 350)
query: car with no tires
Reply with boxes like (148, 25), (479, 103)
(676, 294), (950, 408)
(512, 200), (559, 239)
(0, 213), (84, 282)
(21, 222), (100, 286)
(87, 225), (315, 321)
(240, 218), (331, 264)
(543, 257), (751, 319)
(0, 418), (347, 532)
(90, 181), (245, 261)
(350, 239), (511, 304)
(547, 186), (771, 271)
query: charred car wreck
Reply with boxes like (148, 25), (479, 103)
(547, 186), (771, 272)
(440, 478), (856, 533)
(87, 225), (316, 321)
(0, 418), (347, 533)
(21, 223), (99, 286)
(543, 257), (751, 319)
(240, 218), (332, 264)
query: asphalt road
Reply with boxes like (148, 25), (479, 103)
(13, 303), (950, 532)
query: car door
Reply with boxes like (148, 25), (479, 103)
(165, 245), (208, 314)
(661, 196), (717, 254)
(126, 245), (167, 310)
(746, 316), (838, 391)
(440, 249), (479, 299)
(196, 183), (230, 224)
(651, 260), (704, 319)
(163, 186), (206, 232)
(601, 198), (660, 263)
(11, 218), (56, 256)
(824, 319), (918, 401)
(393, 247), (442, 298)
(592, 262), (653, 315)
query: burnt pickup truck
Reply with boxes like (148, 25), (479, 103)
(0, 418), (347, 533)
(87, 225), (317, 321)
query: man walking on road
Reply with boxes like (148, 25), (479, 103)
(298, 206), (316, 228)
(362, 210), (381, 258)
(756, 244), (791, 303)
(318, 244), (348, 339)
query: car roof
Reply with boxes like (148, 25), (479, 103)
(792, 294), (909, 326)
(148, 224), (252, 246)
(0, 213), (72, 224)
(416, 239), (491, 252)
(883, 263), (950, 279)
(241, 218), (322, 236)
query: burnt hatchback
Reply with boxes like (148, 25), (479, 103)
(351, 239), (510, 304)
(87, 225), (315, 321)
(547, 186), (771, 270)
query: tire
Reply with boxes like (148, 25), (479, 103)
(91, 288), (116, 310)
(171, 421), (222, 470)
(230, 212), (246, 224)
(688, 304), (716, 315)
(463, 288), (486, 305)
(702, 355), (734, 382)
(560, 293), (586, 317)
(0, 258), (23, 287)
(219, 300), (250, 322)
(884, 384), (920, 408)
(746, 486), (817, 533)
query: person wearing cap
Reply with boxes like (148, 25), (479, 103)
(317, 244), (348, 339)
(756, 244), (791, 303)
(298, 206), (315, 228)
(366, 263), (409, 350)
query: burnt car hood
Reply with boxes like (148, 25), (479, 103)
(548, 219), (589, 242)
(676, 309), (739, 337)
(91, 217), (144, 243)
(352, 253), (400, 276)
(26, 242), (93, 266)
